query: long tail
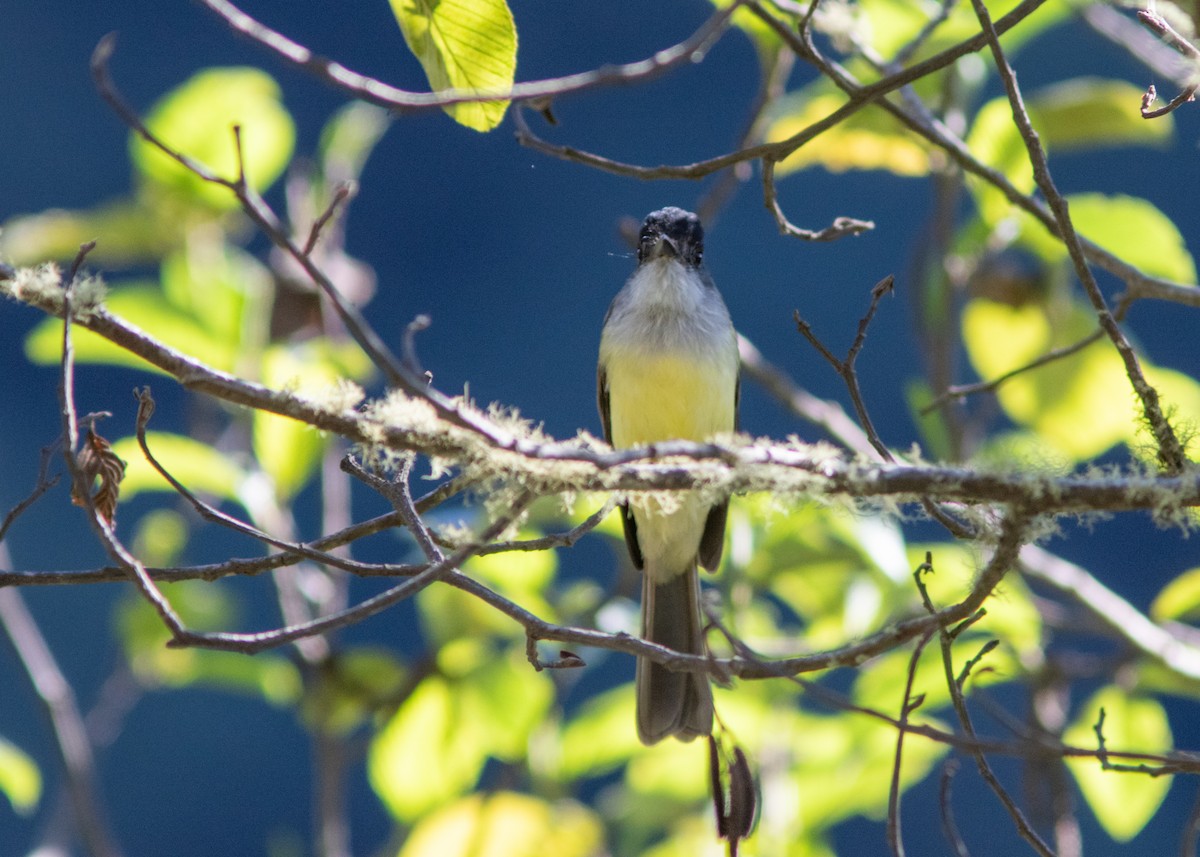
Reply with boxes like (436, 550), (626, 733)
(636, 563), (713, 744)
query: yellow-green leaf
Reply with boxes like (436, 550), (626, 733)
(961, 298), (1132, 461)
(1064, 194), (1195, 285)
(558, 686), (642, 779)
(370, 646), (552, 822)
(399, 792), (603, 857)
(766, 89), (930, 178)
(112, 432), (246, 505)
(1030, 78), (1174, 151)
(965, 96), (1032, 227)
(1152, 566), (1200, 623)
(131, 67), (295, 209)
(116, 580), (299, 705)
(369, 674), (489, 821)
(305, 648), (408, 734)
(132, 508), (190, 567)
(389, 0), (517, 132)
(857, 0), (1070, 62)
(24, 283), (238, 375)
(0, 736), (41, 816)
(1064, 686), (1173, 842)
(252, 343), (366, 499)
(161, 240), (272, 348)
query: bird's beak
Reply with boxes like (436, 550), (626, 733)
(646, 235), (679, 260)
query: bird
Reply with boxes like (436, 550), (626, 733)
(597, 206), (740, 744)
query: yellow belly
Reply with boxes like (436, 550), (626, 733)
(604, 350), (737, 579)
(605, 352), (736, 448)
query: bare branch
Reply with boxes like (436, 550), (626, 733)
(194, 0), (739, 110)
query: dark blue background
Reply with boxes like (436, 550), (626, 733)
(3, 1), (1199, 855)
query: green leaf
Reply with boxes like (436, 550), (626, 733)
(466, 529), (557, 593)
(766, 87), (930, 178)
(1030, 78), (1174, 151)
(1151, 566), (1200, 622)
(398, 792), (603, 857)
(319, 102), (393, 182)
(961, 298), (1132, 461)
(1055, 194), (1196, 284)
(965, 96), (1033, 226)
(558, 685), (642, 779)
(857, 0), (1069, 63)
(24, 283), (239, 374)
(0, 736), (41, 816)
(112, 432), (246, 505)
(132, 508), (190, 567)
(132, 67), (295, 209)
(967, 81), (1176, 230)
(389, 0), (517, 132)
(370, 674), (489, 821)
(906, 379), (952, 461)
(0, 198), (182, 268)
(1064, 686), (1173, 842)
(787, 710), (948, 831)
(252, 345), (341, 499)
(419, 533), (558, 646)
(161, 239), (272, 350)
(116, 581), (301, 702)
(369, 645), (552, 822)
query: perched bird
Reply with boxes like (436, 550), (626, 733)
(597, 207), (740, 744)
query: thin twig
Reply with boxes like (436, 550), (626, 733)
(165, 493), (536, 654)
(737, 333), (874, 455)
(794, 275), (896, 461)
(0, 565), (123, 857)
(1020, 544), (1200, 681)
(303, 181), (355, 257)
(91, 37), (527, 456)
(763, 158), (875, 240)
(133, 387), (404, 578)
(1137, 10), (1200, 119)
(921, 327), (1105, 415)
(0, 441), (61, 544)
(13, 266), (1200, 514)
(939, 760), (973, 857)
(888, 629), (934, 857)
(748, 2), (1200, 311)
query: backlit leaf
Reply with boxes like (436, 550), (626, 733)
(370, 645), (552, 821)
(369, 674), (488, 821)
(398, 792), (603, 857)
(1064, 686), (1173, 842)
(767, 89), (930, 178)
(961, 298), (1132, 460)
(112, 432), (246, 505)
(0, 737), (40, 816)
(389, 0), (517, 132)
(1030, 78), (1173, 151)
(1061, 194), (1195, 284)
(132, 68), (295, 209)
(24, 284), (238, 374)
(1151, 566), (1200, 623)
(965, 96), (1033, 226)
